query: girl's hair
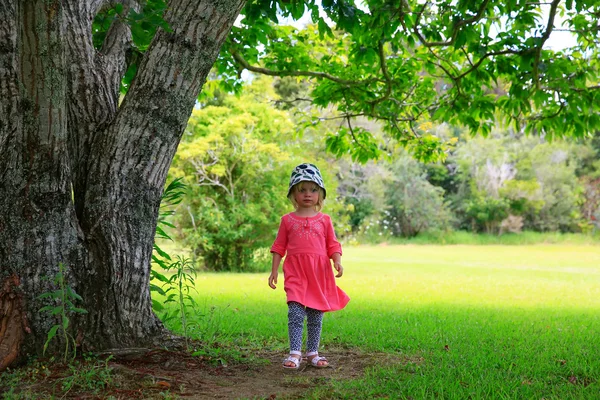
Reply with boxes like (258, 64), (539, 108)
(288, 181), (325, 211)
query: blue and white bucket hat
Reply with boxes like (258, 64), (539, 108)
(287, 163), (326, 199)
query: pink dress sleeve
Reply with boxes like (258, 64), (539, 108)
(270, 216), (288, 257)
(325, 215), (342, 258)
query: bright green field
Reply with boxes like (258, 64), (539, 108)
(172, 244), (600, 399)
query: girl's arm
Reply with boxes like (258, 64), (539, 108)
(331, 252), (343, 278)
(325, 215), (343, 277)
(269, 253), (282, 289)
(325, 215), (342, 257)
(270, 216), (288, 256)
(269, 217), (287, 289)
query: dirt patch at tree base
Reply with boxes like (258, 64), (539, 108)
(108, 348), (412, 399)
(0, 348), (417, 399)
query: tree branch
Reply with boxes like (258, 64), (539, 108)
(412, 0), (492, 47)
(533, 0), (561, 88)
(366, 40), (393, 108)
(98, 3), (136, 100)
(91, 0), (109, 16)
(64, 0), (132, 218)
(191, 152), (233, 197)
(345, 115), (372, 156)
(230, 50), (383, 86)
(572, 84), (600, 92)
(272, 97), (313, 106)
(456, 49), (522, 80)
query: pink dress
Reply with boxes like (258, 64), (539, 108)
(271, 212), (350, 312)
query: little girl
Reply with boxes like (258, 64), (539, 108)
(268, 163), (350, 369)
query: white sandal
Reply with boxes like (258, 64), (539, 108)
(307, 352), (329, 368)
(282, 351), (302, 369)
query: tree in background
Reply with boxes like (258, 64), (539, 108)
(336, 160), (388, 233)
(170, 78), (294, 271)
(581, 177), (600, 231)
(464, 192), (511, 233)
(521, 142), (586, 231)
(2, 0), (599, 366)
(385, 154), (453, 237)
(451, 133), (518, 232)
(579, 132), (600, 231)
(499, 179), (544, 232)
(451, 132), (592, 233)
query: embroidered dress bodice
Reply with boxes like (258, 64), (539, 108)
(289, 213), (325, 240)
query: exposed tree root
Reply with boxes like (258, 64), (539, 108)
(0, 274), (30, 371)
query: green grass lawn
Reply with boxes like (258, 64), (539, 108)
(168, 244), (600, 399)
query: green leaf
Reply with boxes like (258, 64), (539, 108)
(50, 306), (63, 315)
(152, 299), (165, 311)
(155, 225), (171, 240)
(153, 244), (172, 260)
(150, 270), (171, 283)
(290, 3), (304, 20)
(152, 255), (170, 270)
(66, 286), (83, 301)
(317, 19), (333, 39)
(43, 325), (60, 354)
(454, 29), (467, 48)
(150, 284), (166, 296)
(159, 221), (176, 229)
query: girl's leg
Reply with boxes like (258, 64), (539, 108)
(286, 301), (306, 366)
(306, 307), (327, 366)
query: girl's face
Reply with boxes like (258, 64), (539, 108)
(293, 182), (320, 210)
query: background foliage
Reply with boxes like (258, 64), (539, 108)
(166, 76), (600, 272)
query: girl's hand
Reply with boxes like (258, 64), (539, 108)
(333, 261), (343, 278)
(268, 271), (278, 289)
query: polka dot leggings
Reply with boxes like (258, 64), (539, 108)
(288, 301), (324, 353)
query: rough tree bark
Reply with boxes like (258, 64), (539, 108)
(0, 0), (245, 369)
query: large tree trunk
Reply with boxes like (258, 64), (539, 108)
(0, 0), (245, 367)
(0, 0), (85, 360)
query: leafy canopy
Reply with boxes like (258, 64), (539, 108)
(94, 0), (600, 162)
(225, 0), (600, 161)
